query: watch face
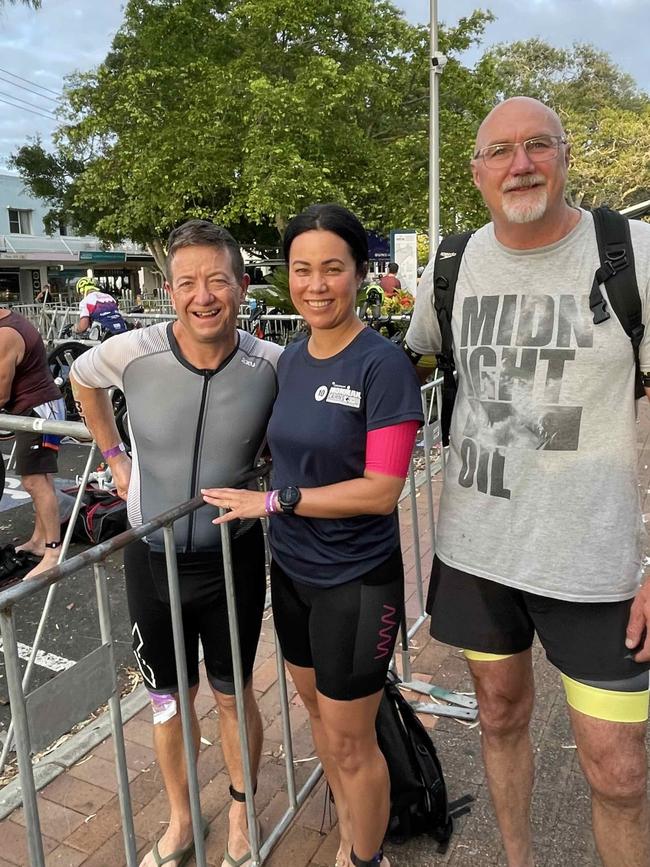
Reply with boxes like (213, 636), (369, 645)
(279, 486), (301, 507)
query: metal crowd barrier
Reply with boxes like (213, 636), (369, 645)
(0, 453), (323, 867)
(10, 304), (409, 349)
(0, 376), (444, 865)
(0, 415), (98, 773)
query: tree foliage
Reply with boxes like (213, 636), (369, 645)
(11, 0), (493, 260)
(10, 4), (650, 262)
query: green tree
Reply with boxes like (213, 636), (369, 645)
(12, 0), (494, 266)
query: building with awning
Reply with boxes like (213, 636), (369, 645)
(0, 172), (159, 304)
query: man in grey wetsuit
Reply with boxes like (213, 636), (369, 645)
(71, 220), (281, 867)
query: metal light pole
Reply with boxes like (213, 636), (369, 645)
(429, 0), (446, 258)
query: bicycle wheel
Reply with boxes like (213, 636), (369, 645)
(47, 342), (90, 421)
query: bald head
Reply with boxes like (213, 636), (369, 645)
(475, 97), (565, 154)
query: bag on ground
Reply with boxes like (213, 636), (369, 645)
(62, 484), (127, 544)
(375, 671), (470, 850)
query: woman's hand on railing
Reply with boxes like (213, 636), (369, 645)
(202, 487), (266, 524)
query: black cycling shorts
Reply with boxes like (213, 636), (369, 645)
(124, 521), (266, 696)
(427, 555), (650, 680)
(271, 547), (404, 701)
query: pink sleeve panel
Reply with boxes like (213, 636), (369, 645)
(365, 420), (420, 478)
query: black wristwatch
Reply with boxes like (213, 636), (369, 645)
(278, 485), (302, 515)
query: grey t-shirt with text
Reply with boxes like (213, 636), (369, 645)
(406, 210), (650, 602)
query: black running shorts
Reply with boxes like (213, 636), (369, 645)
(427, 556), (650, 722)
(14, 429), (58, 475)
(271, 547), (404, 701)
(124, 521), (266, 696)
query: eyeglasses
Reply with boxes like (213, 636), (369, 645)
(473, 135), (567, 169)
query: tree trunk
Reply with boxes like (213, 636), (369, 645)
(147, 238), (167, 279)
(275, 213), (287, 239)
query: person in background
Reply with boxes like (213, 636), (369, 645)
(379, 262), (401, 297)
(0, 307), (64, 580)
(74, 277), (127, 336)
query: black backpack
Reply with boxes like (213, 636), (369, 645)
(433, 206), (644, 446)
(375, 671), (472, 850)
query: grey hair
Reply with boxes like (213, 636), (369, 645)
(166, 220), (244, 282)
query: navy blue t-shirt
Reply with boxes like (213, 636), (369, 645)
(268, 327), (423, 586)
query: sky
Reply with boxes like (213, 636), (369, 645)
(0, 0), (647, 170)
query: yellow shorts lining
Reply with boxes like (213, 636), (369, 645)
(561, 674), (649, 723)
(463, 649), (514, 662)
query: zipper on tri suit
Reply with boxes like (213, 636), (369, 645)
(186, 371), (211, 552)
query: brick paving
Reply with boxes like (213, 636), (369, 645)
(2, 404), (650, 866)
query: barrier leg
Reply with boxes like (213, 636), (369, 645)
(274, 633), (298, 810)
(94, 563), (138, 866)
(163, 525), (207, 866)
(0, 608), (45, 867)
(0, 443), (98, 772)
(219, 515), (260, 865)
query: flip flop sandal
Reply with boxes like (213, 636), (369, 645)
(152, 816), (209, 867)
(223, 819), (262, 867)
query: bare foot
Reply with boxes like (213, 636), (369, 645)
(221, 801), (257, 867)
(23, 552), (59, 580)
(14, 542), (44, 556)
(335, 844), (352, 867)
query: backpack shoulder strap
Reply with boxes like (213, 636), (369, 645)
(590, 206), (644, 398)
(433, 231), (474, 445)
(433, 231), (474, 359)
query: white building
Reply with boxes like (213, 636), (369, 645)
(0, 172), (159, 304)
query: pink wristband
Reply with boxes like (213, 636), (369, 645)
(102, 442), (126, 460)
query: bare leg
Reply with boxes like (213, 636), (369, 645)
(140, 685), (201, 867)
(570, 708), (650, 867)
(467, 651), (535, 867)
(318, 689), (390, 867)
(215, 681), (263, 867)
(287, 663), (354, 867)
(19, 473), (61, 579)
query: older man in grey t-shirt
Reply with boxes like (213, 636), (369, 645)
(406, 97), (650, 867)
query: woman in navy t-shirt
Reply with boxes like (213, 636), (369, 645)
(203, 204), (423, 867)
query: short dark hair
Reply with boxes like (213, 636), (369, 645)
(388, 262), (399, 274)
(166, 220), (244, 282)
(283, 204), (368, 278)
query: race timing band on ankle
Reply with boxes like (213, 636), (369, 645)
(102, 442), (127, 460)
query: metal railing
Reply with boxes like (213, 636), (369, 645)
(0, 375), (444, 864)
(0, 442), (324, 866)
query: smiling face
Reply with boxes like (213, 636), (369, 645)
(288, 230), (362, 334)
(471, 97), (571, 232)
(166, 244), (248, 353)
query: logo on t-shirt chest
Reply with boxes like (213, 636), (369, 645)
(314, 382), (362, 409)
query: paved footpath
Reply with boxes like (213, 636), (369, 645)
(2, 404), (650, 866)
